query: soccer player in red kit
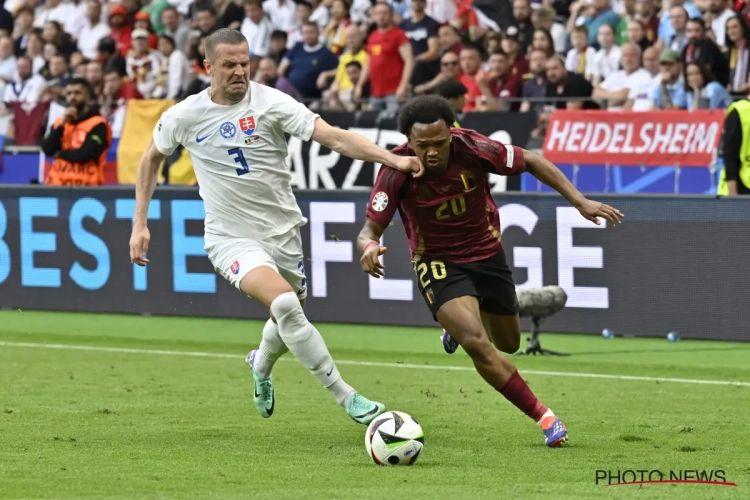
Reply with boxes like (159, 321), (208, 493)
(356, 95), (623, 447)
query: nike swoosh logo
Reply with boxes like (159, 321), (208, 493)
(196, 134), (210, 143)
(254, 384), (274, 416)
(354, 405), (380, 419)
(326, 366), (334, 376)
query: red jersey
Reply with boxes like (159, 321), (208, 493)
(508, 56), (529, 80)
(366, 129), (525, 264)
(459, 73), (482, 111)
(367, 27), (409, 97)
(111, 27), (133, 57)
(489, 75), (523, 111)
(643, 15), (659, 42)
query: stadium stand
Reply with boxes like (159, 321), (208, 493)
(0, 0), (743, 185)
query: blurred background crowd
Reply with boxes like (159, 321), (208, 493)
(0, 0), (747, 144)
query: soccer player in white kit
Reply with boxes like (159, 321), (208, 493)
(128, 29), (423, 425)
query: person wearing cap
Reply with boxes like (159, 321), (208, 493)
(436, 79), (467, 125)
(126, 28), (166, 98)
(501, 26), (529, 78)
(108, 5), (133, 57)
(133, 11), (159, 50)
(650, 49), (685, 109)
(568, 0), (621, 49)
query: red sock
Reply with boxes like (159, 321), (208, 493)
(499, 370), (548, 422)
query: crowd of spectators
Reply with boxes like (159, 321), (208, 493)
(0, 0), (747, 145)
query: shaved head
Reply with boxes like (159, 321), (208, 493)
(204, 28), (248, 62)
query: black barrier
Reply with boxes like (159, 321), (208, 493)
(287, 111), (536, 191)
(1, 186), (749, 341)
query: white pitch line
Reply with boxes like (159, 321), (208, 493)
(0, 340), (748, 388)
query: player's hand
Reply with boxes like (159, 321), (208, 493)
(576, 199), (624, 226)
(391, 155), (425, 178)
(361, 243), (387, 278)
(129, 224), (151, 266)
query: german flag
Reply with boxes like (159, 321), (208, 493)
(426, 288), (435, 304)
(460, 171), (475, 190)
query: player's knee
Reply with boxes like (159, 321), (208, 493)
(270, 292), (309, 337)
(457, 329), (494, 360)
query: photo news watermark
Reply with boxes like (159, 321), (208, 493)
(596, 469), (737, 487)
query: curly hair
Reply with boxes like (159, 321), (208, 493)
(397, 95), (456, 136)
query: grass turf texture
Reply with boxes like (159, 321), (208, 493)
(0, 310), (748, 499)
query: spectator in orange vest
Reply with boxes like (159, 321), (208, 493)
(42, 78), (112, 187)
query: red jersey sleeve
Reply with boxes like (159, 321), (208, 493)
(467, 130), (525, 176)
(396, 28), (409, 46)
(366, 165), (408, 229)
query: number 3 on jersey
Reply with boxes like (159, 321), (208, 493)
(416, 260), (447, 288)
(228, 148), (249, 176)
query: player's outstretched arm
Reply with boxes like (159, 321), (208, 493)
(357, 218), (388, 278)
(129, 140), (167, 266)
(523, 149), (624, 226)
(311, 118), (425, 178)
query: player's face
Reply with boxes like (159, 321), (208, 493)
(409, 120), (452, 173)
(206, 42), (251, 101)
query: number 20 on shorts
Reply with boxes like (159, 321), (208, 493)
(416, 260), (447, 288)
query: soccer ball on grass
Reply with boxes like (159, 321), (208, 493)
(365, 411), (424, 466)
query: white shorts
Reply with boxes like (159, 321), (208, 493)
(204, 228), (307, 299)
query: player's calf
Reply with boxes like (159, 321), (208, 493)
(438, 297), (568, 447)
(481, 312), (521, 354)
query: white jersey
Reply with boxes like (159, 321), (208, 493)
(152, 82), (319, 240)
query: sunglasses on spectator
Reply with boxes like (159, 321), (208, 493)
(442, 61), (458, 66)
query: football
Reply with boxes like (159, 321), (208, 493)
(365, 411), (424, 466)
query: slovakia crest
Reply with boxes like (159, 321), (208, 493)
(371, 191), (389, 212)
(239, 116), (256, 136)
(230, 260), (240, 275)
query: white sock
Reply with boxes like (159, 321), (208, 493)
(270, 292), (356, 407)
(537, 409), (555, 426)
(254, 318), (288, 378)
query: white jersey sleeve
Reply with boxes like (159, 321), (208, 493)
(153, 110), (182, 156)
(272, 89), (319, 142)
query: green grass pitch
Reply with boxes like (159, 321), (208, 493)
(0, 310), (748, 499)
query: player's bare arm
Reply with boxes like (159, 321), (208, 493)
(357, 218), (388, 278)
(129, 140), (166, 266)
(311, 118), (425, 178)
(523, 149), (625, 226)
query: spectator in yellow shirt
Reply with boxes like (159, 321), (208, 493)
(323, 25), (368, 110)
